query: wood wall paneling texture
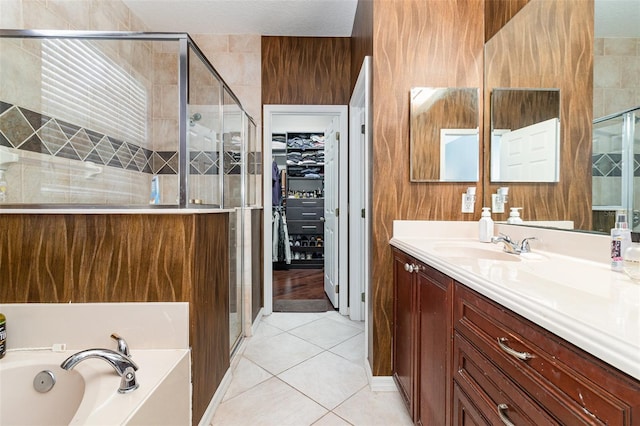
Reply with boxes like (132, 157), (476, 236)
(484, 0), (531, 42)
(350, 0), (374, 93)
(191, 213), (230, 423)
(484, 0), (593, 227)
(261, 36), (352, 105)
(371, 0), (484, 376)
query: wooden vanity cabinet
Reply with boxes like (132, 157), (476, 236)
(393, 248), (453, 425)
(393, 248), (640, 426)
(454, 283), (640, 426)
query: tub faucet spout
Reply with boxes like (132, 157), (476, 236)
(60, 348), (139, 393)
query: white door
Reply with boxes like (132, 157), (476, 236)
(324, 117), (340, 308)
(499, 117), (559, 182)
(349, 56), (371, 322)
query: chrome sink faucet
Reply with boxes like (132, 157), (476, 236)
(60, 335), (139, 393)
(491, 234), (536, 255)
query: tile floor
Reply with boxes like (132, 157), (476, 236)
(211, 311), (413, 426)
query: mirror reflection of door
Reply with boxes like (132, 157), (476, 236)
(490, 88), (561, 182)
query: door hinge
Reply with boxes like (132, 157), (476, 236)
(361, 292), (365, 302)
(335, 207), (339, 217)
(336, 131), (340, 142)
(336, 285), (339, 294)
(361, 124), (365, 134)
(361, 208), (365, 218)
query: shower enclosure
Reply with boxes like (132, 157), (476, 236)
(0, 29), (261, 353)
(592, 106), (640, 232)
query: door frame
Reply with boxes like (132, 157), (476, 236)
(263, 105), (348, 315)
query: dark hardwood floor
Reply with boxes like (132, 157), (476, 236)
(273, 268), (333, 312)
(273, 268), (325, 299)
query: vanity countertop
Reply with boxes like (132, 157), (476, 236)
(390, 221), (640, 381)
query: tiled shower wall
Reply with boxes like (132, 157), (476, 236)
(593, 37), (640, 227)
(0, 1), (262, 206)
(594, 37), (640, 119)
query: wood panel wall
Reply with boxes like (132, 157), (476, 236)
(251, 209), (263, 322)
(0, 213), (229, 424)
(484, 0), (530, 41)
(350, 0), (373, 93)
(484, 0), (593, 227)
(491, 89), (560, 130)
(370, 0), (484, 376)
(262, 36), (352, 105)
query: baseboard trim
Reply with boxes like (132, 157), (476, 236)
(250, 307), (264, 336)
(197, 368), (232, 426)
(365, 359), (398, 392)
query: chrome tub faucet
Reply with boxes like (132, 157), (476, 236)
(60, 334), (139, 393)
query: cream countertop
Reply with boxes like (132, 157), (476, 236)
(390, 221), (640, 381)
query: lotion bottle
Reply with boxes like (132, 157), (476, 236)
(479, 207), (494, 243)
(0, 312), (6, 359)
(507, 207), (523, 224)
(611, 210), (632, 272)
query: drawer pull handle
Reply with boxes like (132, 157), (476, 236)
(302, 226), (317, 229)
(498, 337), (532, 361)
(403, 263), (420, 273)
(497, 403), (515, 426)
(302, 213), (316, 216)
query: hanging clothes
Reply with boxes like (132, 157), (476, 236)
(272, 160), (282, 206)
(272, 207), (291, 264)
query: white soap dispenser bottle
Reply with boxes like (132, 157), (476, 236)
(507, 207), (523, 224)
(479, 207), (494, 243)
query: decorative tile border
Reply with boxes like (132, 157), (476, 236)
(592, 153), (640, 177)
(0, 101), (240, 176)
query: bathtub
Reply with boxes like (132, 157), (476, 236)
(0, 348), (190, 425)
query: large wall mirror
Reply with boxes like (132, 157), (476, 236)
(410, 87), (479, 182)
(490, 88), (560, 182)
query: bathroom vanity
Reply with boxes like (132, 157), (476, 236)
(391, 221), (640, 426)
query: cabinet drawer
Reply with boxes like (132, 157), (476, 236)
(286, 198), (324, 208)
(287, 221), (323, 235)
(455, 284), (637, 425)
(454, 332), (558, 426)
(286, 207), (324, 220)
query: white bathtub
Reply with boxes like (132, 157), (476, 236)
(0, 349), (190, 425)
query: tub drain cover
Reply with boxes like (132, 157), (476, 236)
(33, 370), (56, 393)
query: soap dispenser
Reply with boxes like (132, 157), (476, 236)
(479, 207), (494, 243)
(507, 207), (523, 224)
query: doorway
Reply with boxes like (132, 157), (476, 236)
(263, 105), (348, 315)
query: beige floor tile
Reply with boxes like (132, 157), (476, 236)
(243, 331), (323, 375)
(312, 412), (353, 426)
(288, 317), (362, 349)
(223, 357), (273, 402)
(333, 387), (413, 426)
(328, 332), (365, 365)
(261, 312), (323, 331)
(320, 311), (365, 331)
(252, 321), (285, 339)
(278, 351), (368, 410)
(212, 377), (328, 426)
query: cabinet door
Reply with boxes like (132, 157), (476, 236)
(453, 383), (490, 426)
(393, 249), (417, 419)
(417, 264), (453, 426)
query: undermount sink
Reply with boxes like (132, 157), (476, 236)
(433, 245), (522, 262)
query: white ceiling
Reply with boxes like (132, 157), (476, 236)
(595, 0), (640, 37)
(122, 0), (639, 38)
(122, 0), (359, 36)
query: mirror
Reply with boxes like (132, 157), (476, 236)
(484, 0), (639, 233)
(490, 88), (561, 182)
(410, 87), (479, 182)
